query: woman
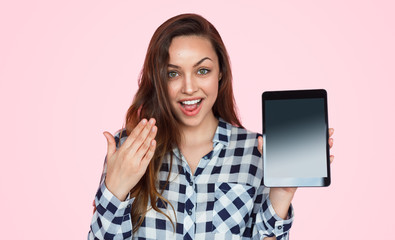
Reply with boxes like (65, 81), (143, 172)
(88, 13), (334, 240)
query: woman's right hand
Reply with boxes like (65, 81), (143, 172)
(103, 118), (158, 201)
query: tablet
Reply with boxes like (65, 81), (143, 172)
(262, 89), (331, 187)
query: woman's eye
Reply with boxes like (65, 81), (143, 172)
(168, 71), (178, 78)
(197, 69), (210, 75)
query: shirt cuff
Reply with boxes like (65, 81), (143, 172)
(95, 182), (135, 225)
(258, 195), (294, 238)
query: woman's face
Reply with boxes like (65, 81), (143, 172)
(167, 35), (221, 129)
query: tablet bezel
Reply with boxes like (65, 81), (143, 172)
(261, 89), (331, 187)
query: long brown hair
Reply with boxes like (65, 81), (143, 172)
(121, 13), (243, 233)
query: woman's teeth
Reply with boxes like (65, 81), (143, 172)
(181, 99), (202, 105)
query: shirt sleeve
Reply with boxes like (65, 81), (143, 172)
(87, 129), (135, 240)
(88, 180), (134, 240)
(254, 187), (294, 240)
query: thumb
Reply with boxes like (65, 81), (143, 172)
(103, 131), (116, 158)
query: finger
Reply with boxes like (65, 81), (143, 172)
(135, 125), (158, 160)
(128, 118), (156, 154)
(329, 128), (334, 137)
(92, 200), (96, 214)
(122, 119), (148, 149)
(140, 139), (156, 170)
(330, 155), (334, 163)
(103, 131), (116, 158)
(257, 136), (263, 155)
(329, 138), (333, 148)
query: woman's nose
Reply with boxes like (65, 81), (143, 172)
(181, 74), (198, 94)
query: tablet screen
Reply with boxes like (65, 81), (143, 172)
(262, 90), (331, 187)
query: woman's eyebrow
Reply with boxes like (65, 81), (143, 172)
(168, 64), (180, 69)
(193, 57), (212, 67)
(168, 57), (213, 69)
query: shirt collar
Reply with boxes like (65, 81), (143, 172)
(172, 117), (232, 158)
(212, 117), (231, 147)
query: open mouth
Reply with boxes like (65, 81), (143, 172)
(178, 98), (203, 116)
(180, 98), (202, 107)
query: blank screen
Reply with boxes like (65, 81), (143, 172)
(265, 98), (327, 178)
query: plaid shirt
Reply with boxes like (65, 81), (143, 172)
(88, 118), (294, 240)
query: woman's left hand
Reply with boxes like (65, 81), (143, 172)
(257, 128), (335, 219)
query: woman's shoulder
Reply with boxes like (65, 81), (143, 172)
(219, 119), (261, 141)
(233, 125), (261, 139)
(218, 118), (261, 154)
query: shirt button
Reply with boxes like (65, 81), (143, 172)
(189, 181), (193, 186)
(277, 226), (283, 230)
(188, 209), (192, 215)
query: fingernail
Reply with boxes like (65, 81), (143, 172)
(152, 126), (157, 132)
(142, 119), (147, 124)
(149, 118), (155, 125)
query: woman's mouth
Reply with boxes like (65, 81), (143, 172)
(179, 98), (203, 116)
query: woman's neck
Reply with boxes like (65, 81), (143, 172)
(179, 113), (219, 148)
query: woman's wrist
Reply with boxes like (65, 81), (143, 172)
(268, 187), (296, 219)
(104, 178), (129, 201)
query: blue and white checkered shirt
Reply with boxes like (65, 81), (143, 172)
(88, 118), (294, 240)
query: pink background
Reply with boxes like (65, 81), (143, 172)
(1, 0), (394, 239)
